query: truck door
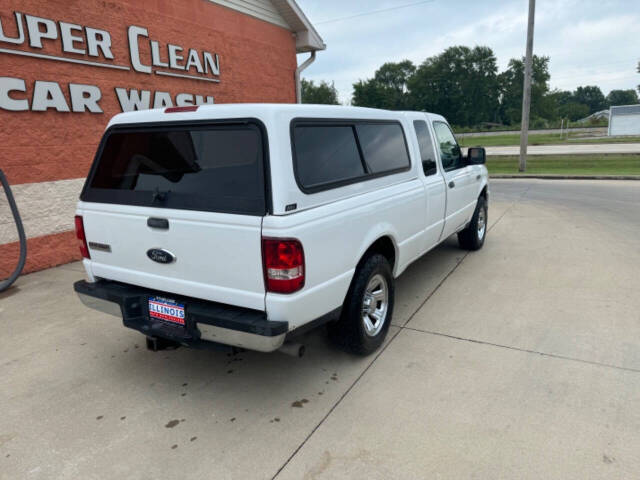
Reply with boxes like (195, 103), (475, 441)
(432, 121), (476, 240)
(412, 119), (446, 251)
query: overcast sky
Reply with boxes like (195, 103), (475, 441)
(296, 0), (640, 104)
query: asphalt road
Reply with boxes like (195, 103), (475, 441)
(1, 179), (640, 479)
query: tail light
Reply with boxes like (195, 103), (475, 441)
(74, 215), (90, 259)
(262, 238), (304, 294)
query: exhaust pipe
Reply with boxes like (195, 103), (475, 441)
(278, 342), (305, 358)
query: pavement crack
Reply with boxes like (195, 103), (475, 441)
(272, 197), (516, 479)
(402, 326), (640, 374)
(273, 201), (513, 478)
(272, 265), (467, 478)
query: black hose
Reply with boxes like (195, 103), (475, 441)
(0, 169), (27, 292)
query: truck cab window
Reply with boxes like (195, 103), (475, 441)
(413, 120), (437, 176)
(433, 122), (464, 171)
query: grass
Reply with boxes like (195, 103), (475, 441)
(486, 154), (640, 175)
(458, 133), (640, 147)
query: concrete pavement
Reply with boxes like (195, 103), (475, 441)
(482, 143), (640, 156)
(457, 126), (607, 138)
(1, 180), (640, 479)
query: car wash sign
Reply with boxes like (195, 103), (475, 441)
(0, 11), (220, 113)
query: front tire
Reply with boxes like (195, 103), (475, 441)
(458, 195), (487, 251)
(329, 254), (394, 355)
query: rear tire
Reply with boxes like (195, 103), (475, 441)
(329, 254), (394, 355)
(458, 196), (487, 251)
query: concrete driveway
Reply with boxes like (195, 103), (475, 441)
(1, 180), (639, 479)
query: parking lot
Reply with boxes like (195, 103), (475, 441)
(1, 179), (639, 479)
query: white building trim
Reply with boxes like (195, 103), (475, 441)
(208, 0), (325, 52)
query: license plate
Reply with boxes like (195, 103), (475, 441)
(148, 297), (185, 326)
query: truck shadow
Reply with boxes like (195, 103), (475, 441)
(105, 236), (466, 393)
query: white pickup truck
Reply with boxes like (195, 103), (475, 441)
(74, 104), (488, 356)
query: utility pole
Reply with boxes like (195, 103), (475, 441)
(519, 0), (536, 172)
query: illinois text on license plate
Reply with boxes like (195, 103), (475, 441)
(148, 297), (185, 326)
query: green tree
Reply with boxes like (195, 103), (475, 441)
(606, 89), (639, 106)
(499, 55), (551, 125)
(558, 102), (590, 121)
(548, 89), (573, 106)
(573, 86), (607, 114)
(546, 89), (590, 121)
(301, 79), (340, 105)
(407, 46), (500, 126)
(352, 60), (416, 110)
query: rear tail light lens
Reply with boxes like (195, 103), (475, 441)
(74, 215), (90, 259)
(262, 238), (304, 294)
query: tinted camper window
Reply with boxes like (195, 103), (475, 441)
(292, 125), (365, 189)
(292, 120), (411, 192)
(356, 123), (410, 173)
(82, 122), (267, 215)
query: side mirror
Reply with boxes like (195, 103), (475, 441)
(467, 147), (486, 165)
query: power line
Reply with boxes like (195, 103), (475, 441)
(315, 0), (436, 25)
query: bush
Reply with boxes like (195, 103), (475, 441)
(530, 117), (551, 129)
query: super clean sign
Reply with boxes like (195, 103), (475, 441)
(0, 11), (220, 113)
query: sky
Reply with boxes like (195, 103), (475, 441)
(295, 0), (640, 104)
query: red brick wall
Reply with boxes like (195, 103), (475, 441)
(0, 0), (297, 277)
(1, 0), (297, 185)
(0, 231), (78, 277)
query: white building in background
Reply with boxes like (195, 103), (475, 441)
(578, 109), (609, 124)
(609, 105), (640, 136)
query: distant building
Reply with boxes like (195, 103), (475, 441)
(577, 109), (609, 124)
(609, 105), (640, 136)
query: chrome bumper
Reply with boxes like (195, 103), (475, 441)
(74, 280), (288, 353)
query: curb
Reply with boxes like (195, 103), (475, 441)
(490, 174), (640, 180)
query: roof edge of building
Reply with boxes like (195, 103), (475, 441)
(275, 0), (326, 53)
(206, 1), (325, 53)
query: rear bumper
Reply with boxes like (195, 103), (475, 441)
(74, 280), (288, 352)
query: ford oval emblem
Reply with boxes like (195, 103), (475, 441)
(147, 248), (176, 264)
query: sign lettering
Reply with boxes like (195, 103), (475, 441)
(0, 10), (220, 113)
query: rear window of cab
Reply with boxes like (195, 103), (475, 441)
(291, 120), (411, 193)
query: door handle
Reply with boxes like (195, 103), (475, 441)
(448, 181), (455, 188)
(147, 217), (169, 229)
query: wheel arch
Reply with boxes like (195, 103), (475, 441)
(355, 227), (400, 277)
(479, 174), (489, 200)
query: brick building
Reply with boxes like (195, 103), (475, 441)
(0, 0), (324, 277)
